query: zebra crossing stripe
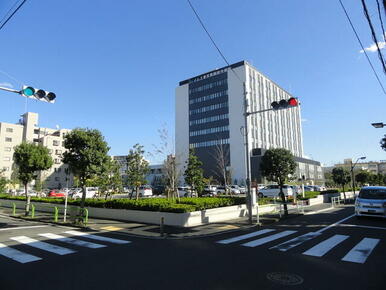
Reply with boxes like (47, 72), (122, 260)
(38, 233), (106, 249)
(242, 230), (297, 248)
(10, 236), (76, 255)
(303, 234), (349, 257)
(269, 232), (321, 251)
(64, 231), (130, 244)
(217, 229), (275, 244)
(341, 238), (380, 264)
(0, 243), (41, 263)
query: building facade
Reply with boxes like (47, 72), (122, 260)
(176, 61), (323, 184)
(0, 112), (73, 189)
(331, 159), (386, 175)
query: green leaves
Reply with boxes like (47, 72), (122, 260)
(260, 148), (297, 185)
(126, 144), (150, 197)
(331, 167), (351, 186)
(184, 148), (205, 195)
(13, 142), (53, 186)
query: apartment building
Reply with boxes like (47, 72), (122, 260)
(332, 159), (386, 175)
(175, 60), (323, 184)
(0, 112), (73, 189)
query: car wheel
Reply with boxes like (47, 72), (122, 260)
(258, 193), (264, 198)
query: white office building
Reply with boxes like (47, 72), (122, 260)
(176, 61), (323, 184)
(0, 112), (73, 189)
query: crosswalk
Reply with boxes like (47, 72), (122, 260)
(216, 229), (381, 264)
(0, 230), (131, 264)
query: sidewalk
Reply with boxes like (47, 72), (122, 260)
(0, 202), (341, 239)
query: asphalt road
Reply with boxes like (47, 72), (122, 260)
(0, 206), (385, 290)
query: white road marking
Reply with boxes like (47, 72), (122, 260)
(217, 229), (275, 244)
(242, 230), (297, 248)
(341, 238), (380, 264)
(10, 236), (75, 255)
(38, 233), (106, 249)
(316, 214), (355, 234)
(0, 225), (49, 232)
(303, 234), (349, 257)
(338, 224), (386, 231)
(0, 243), (41, 263)
(64, 231), (130, 244)
(270, 232), (321, 251)
(303, 207), (335, 215)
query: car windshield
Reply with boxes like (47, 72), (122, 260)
(358, 188), (386, 200)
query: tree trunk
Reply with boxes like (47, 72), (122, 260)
(342, 184), (346, 203)
(24, 183), (30, 216)
(136, 186), (139, 200)
(279, 184), (288, 216)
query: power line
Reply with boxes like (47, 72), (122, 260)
(360, 0), (386, 74)
(338, 0), (386, 95)
(376, 0), (386, 42)
(0, 0), (21, 27)
(186, 0), (243, 83)
(0, 0), (27, 32)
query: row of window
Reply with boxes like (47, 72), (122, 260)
(3, 156), (11, 161)
(4, 147), (11, 152)
(189, 114), (229, 126)
(189, 102), (228, 115)
(6, 128), (13, 133)
(4, 137), (63, 147)
(189, 79), (227, 94)
(2, 167), (9, 171)
(189, 138), (229, 148)
(189, 90), (227, 105)
(189, 125), (229, 137)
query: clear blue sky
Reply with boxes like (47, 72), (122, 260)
(1, 0), (385, 166)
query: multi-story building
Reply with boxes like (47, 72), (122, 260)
(0, 112), (73, 189)
(331, 159), (386, 175)
(175, 60), (323, 185)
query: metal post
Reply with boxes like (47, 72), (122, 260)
(31, 204), (35, 218)
(63, 194), (68, 222)
(243, 82), (253, 224)
(54, 207), (58, 222)
(83, 208), (88, 226)
(12, 203), (16, 215)
(160, 216), (165, 237)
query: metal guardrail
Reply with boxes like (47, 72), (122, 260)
(331, 196), (341, 207)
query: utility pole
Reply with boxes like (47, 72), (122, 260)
(243, 82), (253, 224)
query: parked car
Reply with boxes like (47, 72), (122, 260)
(304, 186), (314, 192)
(203, 185), (217, 195)
(129, 185), (153, 197)
(152, 185), (165, 195)
(258, 185), (294, 198)
(228, 185), (242, 195)
(72, 187), (98, 199)
(355, 186), (386, 218)
(48, 189), (66, 197)
(177, 186), (194, 197)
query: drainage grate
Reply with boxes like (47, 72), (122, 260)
(266, 272), (304, 286)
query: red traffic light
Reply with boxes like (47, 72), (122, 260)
(288, 97), (298, 107)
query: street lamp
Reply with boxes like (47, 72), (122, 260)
(371, 122), (385, 128)
(351, 156), (366, 196)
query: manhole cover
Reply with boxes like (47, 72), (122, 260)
(266, 272), (304, 286)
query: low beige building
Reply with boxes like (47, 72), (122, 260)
(332, 158), (386, 175)
(0, 112), (73, 189)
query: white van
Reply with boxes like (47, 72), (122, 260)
(72, 187), (98, 199)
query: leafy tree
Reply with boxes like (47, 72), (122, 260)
(184, 148), (205, 196)
(34, 178), (43, 195)
(13, 142), (53, 214)
(260, 148), (296, 216)
(62, 128), (110, 210)
(126, 144), (149, 200)
(332, 167), (351, 202)
(380, 134), (386, 151)
(355, 171), (370, 186)
(0, 170), (7, 193)
(95, 159), (122, 199)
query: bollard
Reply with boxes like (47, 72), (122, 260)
(12, 203), (16, 216)
(160, 216), (165, 237)
(31, 204), (35, 218)
(54, 207), (58, 222)
(83, 208), (88, 226)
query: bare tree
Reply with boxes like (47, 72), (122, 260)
(211, 142), (231, 195)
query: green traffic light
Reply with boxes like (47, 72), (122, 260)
(22, 87), (35, 97)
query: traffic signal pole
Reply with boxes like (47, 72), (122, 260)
(0, 86), (21, 94)
(0, 85), (56, 103)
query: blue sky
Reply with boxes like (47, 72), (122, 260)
(0, 0), (385, 166)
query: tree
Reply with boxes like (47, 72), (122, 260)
(332, 167), (351, 202)
(95, 159), (122, 200)
(34, 178), (43, 195)
(211, 143), (231, 194)
(355, 171), (370, 186)
(0, 170), (7, 193)
(260, 148), (296, 216)
(62, 128), (110, 211)
(380, 134), (386, 151)
(126, 144), (149, 200)
(184, 148), (205, 196)
(13, 142), (53, 214)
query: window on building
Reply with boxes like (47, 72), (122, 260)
(3, 167), (9, 171)
(55, 159), (61, 164)
(33, 138), (40, 143)
(53, 140), (59, 146)
(48, 149), (53, 154)
(55, 149), (62, 155)
(5, 137), (12, 142)
(3, 156), (11, 161)
(4, 147), (11, 152)
(34, 129), (40, 134)
(6, 128), (13, 133)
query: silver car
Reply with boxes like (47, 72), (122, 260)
(355, 186), (386, 218)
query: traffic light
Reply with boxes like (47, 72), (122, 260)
(271, 97), (298, 110)
(21, 86), (56, 103)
